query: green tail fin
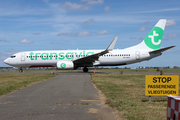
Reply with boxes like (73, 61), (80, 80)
(144, 19), (166, 50)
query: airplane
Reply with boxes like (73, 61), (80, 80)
(4, 19), (175, 73)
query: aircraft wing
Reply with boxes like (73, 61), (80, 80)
(73, 37), (118, 65)
(149, 46), (175, 54)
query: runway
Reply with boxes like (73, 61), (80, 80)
(0, 70), (179, 75)
(0, 73), (116, 120)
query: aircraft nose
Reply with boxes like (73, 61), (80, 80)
(4, 58), (9, 64)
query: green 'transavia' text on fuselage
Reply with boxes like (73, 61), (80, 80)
(29, 51), (94, 60)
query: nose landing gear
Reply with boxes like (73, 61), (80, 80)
(19, 68), (23, 73)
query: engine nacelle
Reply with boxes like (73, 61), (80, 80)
(56, 61), (74, 70)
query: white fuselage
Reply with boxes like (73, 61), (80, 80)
(4, 48), (161, 68)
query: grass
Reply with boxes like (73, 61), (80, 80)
(94, 68), (180, 73)
(0, 74), (56, 97)
(92, 73), (180, 120)
(0, 69), (76, 73)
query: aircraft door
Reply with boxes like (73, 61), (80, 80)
(135, 51), (140, 60)
(21, 53), (26, 61)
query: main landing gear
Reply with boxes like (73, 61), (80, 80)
(19, 68), (23, 73)
(83, 67), (88, 72)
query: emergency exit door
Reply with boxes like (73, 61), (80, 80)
(135, 51), (140, 60)
(21, 53), (26, 61)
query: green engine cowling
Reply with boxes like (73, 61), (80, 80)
(56, 61), (74, 70)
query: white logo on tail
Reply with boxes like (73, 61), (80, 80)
(148, 31), (161, 45)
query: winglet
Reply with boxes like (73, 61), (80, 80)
(106, 37), (118, 51)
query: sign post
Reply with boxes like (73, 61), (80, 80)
(145, 75), (179, 96)
(149, 96), (151, 102)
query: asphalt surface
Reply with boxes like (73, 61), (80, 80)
(0, 73), (116, 120)
(0, 70), (179, 75)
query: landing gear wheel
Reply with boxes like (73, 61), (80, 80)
(83, 67), (88, 72)
(19, 69), (23, 73)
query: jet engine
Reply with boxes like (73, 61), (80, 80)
(56, 61), (74, 70)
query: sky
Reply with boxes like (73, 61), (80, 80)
(0, 0), (180, 68)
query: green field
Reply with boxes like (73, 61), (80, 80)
(0, 69), (180, 120)
(0, 69), (76, 73)
(92, 73), (180, 120)
(94, 68), (180, 72)
(0, 74), (56, 97)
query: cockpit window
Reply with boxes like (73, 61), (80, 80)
(11, 55), (16, 58)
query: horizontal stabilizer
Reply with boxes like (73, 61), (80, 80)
(149, 46), (175, 54)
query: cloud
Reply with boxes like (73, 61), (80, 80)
(166, 19), (176, 27)
(57, 32), (72, 36)
(138, 37), (144, 41)
(50, 42), (59, 44)
(75, 32), (91, 36)
(96, 30), (109, 35)
(81, 0), (104, 5)
(81, 19), (94, 26)
(163, 48), (179, 54)
(143, 21), (150, 25)
(0, 2), (65, 17)
(59, 0), (104, 11)
(59, 2), (89, 10)
(174, 50), (180, 54)
(163, 38), (169, 40)
(130, 8), (180, 14)
(32, 32), (41, 35)
(129, 37), (137, 39)
(104, 6), (110, 12)
(53, 23), (79, 32)
(0, 39), (9, 42)
(19, 39), (34, 44)
(167, 34), (179, 38)
(138, 27), (145, 32)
